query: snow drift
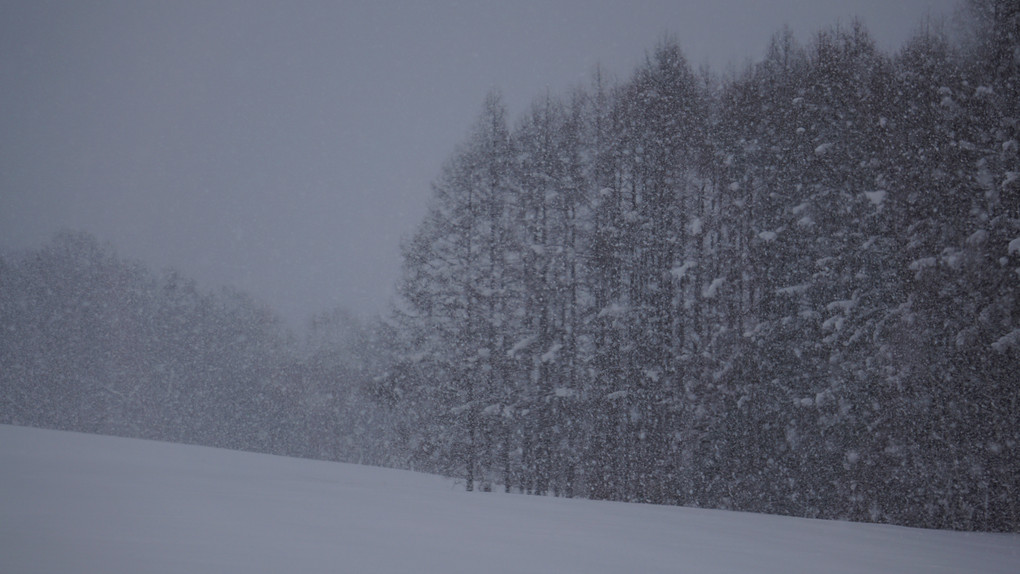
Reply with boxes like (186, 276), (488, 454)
(1, 424), (1017, 574)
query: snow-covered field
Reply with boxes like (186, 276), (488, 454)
(1, 424), (1017, 573)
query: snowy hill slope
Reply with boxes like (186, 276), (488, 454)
(1, 424), (1017, 574)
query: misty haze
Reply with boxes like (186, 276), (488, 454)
(1, 0), (1018, 571)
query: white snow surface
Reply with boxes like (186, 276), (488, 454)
(2, 424), (1018, 574)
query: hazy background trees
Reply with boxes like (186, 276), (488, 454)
(0, 230), (398, 466)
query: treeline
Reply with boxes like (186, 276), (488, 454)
(386, 7), (1019, 530)
(0, 230), (396, 466)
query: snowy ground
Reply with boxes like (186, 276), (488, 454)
(1, 424), (1017, 574)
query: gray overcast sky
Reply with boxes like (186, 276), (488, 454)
(0, 0), (958, 326)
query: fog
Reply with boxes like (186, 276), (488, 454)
(0, 0), (957, 324)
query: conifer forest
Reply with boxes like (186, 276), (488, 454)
(2, 1), (1018, 532)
